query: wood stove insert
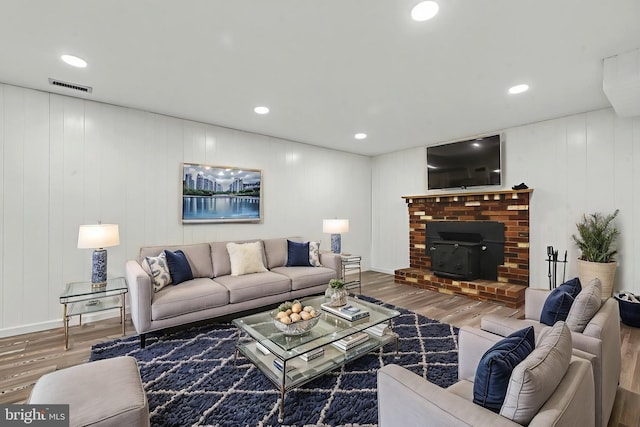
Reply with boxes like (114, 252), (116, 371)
(427, 221), (505, 281)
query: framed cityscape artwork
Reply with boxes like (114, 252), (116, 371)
(182, 163), (263, 223)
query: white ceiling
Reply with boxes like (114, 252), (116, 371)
(1, 0), (639, 156)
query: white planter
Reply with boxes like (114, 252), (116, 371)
(576, 258), (617, 299)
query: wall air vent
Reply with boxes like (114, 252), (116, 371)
(48, 78), (93, 93)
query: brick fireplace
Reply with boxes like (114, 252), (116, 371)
(394, 189), (532, 308)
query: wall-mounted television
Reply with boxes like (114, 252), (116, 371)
(427, 134), (502, 190)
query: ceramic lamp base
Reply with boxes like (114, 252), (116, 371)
(330, 234), (342, 254)
(92, 248), (108, 286)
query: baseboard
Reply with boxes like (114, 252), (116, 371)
(0, 310), (124, 339)
(369, 267), (396, 275)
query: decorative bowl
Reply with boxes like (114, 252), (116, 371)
(273, 313), (320, 336)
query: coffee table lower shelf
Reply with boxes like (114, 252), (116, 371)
(235, 332), (398, 422)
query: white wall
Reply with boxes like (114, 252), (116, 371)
(371, 109), (640, 294)
(0, 84), (371, 336)
(3, 81), (638, 336)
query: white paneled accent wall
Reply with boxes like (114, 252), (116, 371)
(0, 84), (371, 336)
(371, 109), (640, 294)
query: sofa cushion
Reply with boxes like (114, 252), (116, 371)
(213, 271), (291, 304)
(540, 287), (574, 326)
(211, 240), (267, 277)
(140, 243), (213, 279)
(263, 237), (302, 269)
(473, 326), (535, 413)
(165, 249), (194, 285)
(287, 240), (312, 267)
(500, 321), (572, 424)
(447, 379), (474, 400)
(226, 242), (268, 276)
(145, 252), (172, 291)
(151, 278), (229, 320)
(271, 266), (336, 291)
(565, 278), (602, 332)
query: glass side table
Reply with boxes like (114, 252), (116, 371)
(59, 277), (128, 350)
(341, 255), (362, 293)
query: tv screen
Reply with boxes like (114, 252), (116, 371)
(427, 135), (502, 190)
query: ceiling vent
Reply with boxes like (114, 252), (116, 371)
(603, 48), (640, 117)
(48, 78), (93, 93)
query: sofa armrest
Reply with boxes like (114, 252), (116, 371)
(458, 326), (503, 381)
(319, 252), (341, 278)
(480, 316), (542, 339)
(378, 364), (518, 427)
(125, 260), (153, 335)
(524, 288), (550, 321)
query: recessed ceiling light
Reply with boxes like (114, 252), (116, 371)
(254, 106), (269, 114)
(61, 54), (87, 68)
(411, 1), (439, 21)
(354, 133), (367, 140)
(508, 84), (529, 94)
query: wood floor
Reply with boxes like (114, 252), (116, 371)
(1, 271), (639, 426)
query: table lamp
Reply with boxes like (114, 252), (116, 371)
(78, 223), (120, 287)
(323, 219), (349, 254)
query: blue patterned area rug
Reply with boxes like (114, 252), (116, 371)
(90, 296), (459, 427)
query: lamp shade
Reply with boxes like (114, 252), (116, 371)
(323, 219), (349, 234)
(77, 224), (120, 249)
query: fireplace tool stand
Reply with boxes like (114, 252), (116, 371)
(546, 246), (567, 289)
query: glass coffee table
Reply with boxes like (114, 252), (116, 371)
(233, 295), (400, 421)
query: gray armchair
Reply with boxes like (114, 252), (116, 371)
(378, 325), (595, 427)
(481, 287), (621, 427)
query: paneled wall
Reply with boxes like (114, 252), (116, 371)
(372, 109), (640, 294)
(0, 84), (372, 336)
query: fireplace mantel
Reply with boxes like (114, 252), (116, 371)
(395, 188), (533, 307)
(402, 188), (533, 201)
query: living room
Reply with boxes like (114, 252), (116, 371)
(1, 1), (640, 426)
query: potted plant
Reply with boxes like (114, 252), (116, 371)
(572, 209), (619, 298)
(326, 279), (348, 307)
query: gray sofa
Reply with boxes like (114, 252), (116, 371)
(378, 325), (595, 427)
(481, 288), (621, 427)
(125, 237), (340, 347)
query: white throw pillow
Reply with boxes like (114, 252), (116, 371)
(145, 252), (172, 292)
(226, 242), (268, 276)
(500, 321), (572, 424)
(309, 241), (322, 267)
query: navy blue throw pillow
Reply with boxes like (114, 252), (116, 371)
(473, 326), (535, 413)
(286, 240), (312, 267)
(165, 250), (193, 285)
(540, 287), (574, 326)
(558, 277), (581, 298)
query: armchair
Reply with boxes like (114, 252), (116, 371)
(378, 326), (595, 427)
(481, 287), (621, 427)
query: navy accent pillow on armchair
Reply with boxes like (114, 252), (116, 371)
(540, 277), (581, 326)
(473, 326), (535, 413)
(558, 277), (581, 297)
(165, 250), (194, 285)
(286, 240), (312, 267)
(540, 288), (574, 326)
